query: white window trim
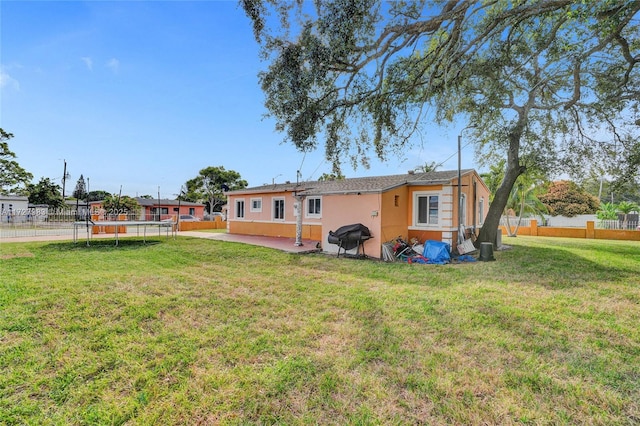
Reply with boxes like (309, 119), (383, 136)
(413, 191), (441, 227)
(235, 198), (245, 219)
(272, 197), (285, 221)
(305, 196), (322, 218)
(250, 197), (262, 213)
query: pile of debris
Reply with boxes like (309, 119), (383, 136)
(382, 237), (454, 264)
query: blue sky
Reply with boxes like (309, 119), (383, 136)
(1, 1), (479, 198)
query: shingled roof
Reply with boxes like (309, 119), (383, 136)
(134, 197), (204, 207)
(230, 169), (474, 196)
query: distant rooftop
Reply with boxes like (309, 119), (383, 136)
(87, 197), (205, 206)
(134, 197), (204, 207)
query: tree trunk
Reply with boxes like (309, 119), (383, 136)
(477, 119), (527, 247)
(505, 212), (515, 237)
(512, 193), (527, 236)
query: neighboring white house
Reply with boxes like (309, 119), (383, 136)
(28, 204), (49, 222)
(0, 195), (29, 223)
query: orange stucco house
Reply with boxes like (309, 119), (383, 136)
(134, 198), (206, 221)
(88, 197), (206, 221)
(226, 170), (491, 259)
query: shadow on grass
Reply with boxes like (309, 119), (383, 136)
(302, 238), (639, 291)
(492, 241), (639, 289)
(39, 238), (164, 252)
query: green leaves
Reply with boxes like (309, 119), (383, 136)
(0, 128), (33, 195)
(242, 0), (640, 245)
(183, 166), (248, 215)
(102, 194), (138, 214)
(597, 202), (619, 220)
(539, 181), (600, 217)
(72, 175), (88, 200)
(617, 200), (639, 214)
(26, 177), (64, 209)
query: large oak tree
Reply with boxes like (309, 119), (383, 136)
(182, 166), (248, 218)
(0, 128), (33, 195)
(242, 0), (640, 245)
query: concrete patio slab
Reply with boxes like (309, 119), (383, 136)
(178, 231), (322, 254)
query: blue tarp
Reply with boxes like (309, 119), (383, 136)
(458, 254), (477, 262)
(422, 240), (451, 264)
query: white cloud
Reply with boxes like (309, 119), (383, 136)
(0, 68), (20, 91)
(81, 57), (93, 70)
(106, 58), (120, 73)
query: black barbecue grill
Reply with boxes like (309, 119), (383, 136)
(327, 223), (372, 258)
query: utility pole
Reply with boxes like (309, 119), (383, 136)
(457, 125), (475, 244)
(458, 133), (462, 244)
(294, 170), (304, 246)
(62, 160), (69, 199)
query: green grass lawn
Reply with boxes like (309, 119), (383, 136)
(1, 236), (638, 425)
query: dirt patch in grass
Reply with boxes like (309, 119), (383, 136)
(0, 252), (34, 259)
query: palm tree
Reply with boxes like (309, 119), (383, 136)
(617, 201), (639, 230)
(415, 161), (440, 173)
(596, 202), (618, 229)
(482, 163), (548, 237)
(503, 177), (548, 237)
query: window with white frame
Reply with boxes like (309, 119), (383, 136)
(306, 197), (321, 217)
(479, 197), (485, 225)
(250, 198), (262, 212)
(415, 193), (439, 225)
(235, 199), (245, 219)
(273, 198), (285, 220)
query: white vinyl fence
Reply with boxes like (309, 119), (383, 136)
(501, 214), (639, 230)
(596, 219), (639, 230)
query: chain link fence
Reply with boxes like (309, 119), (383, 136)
(0, 209), (77, 239)
(0, 208), (168, 239)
